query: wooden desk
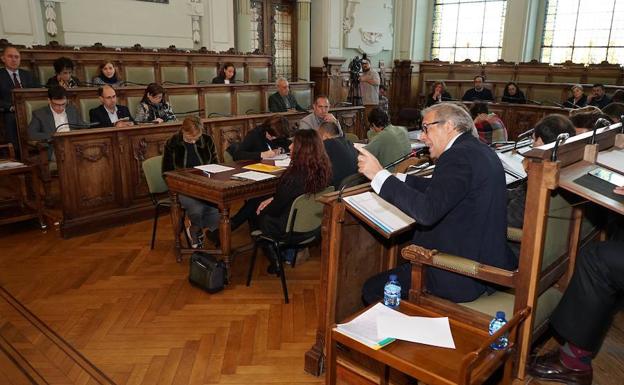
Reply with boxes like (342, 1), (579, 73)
(558, 162), (624, 216)
(328, 303), (529, 385)
(0, 161), (45, 229)
(164, 161), (283, 267)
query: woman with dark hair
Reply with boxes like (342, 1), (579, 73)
(425, 81), (452, 107)
(92, 61), (123, 87)
(46, 57), (81, 89)
(135, 83), (176, 123)
(162, 116), (220, 247)
(255, 129), (332, 272)
(501, 82), (526, 104)
(212, 62), (236, 84)
(233, 115), (292, 161)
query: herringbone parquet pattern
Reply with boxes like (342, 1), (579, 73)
(0, 219), (324, 385)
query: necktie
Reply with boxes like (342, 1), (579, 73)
(12, 72), (22, 88)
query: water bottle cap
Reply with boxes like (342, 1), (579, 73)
(496, 311), (506, 319)
(388, 274), (398, 281)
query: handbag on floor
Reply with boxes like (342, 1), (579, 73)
(188, 252), (226, 293)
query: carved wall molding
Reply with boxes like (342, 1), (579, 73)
(43, 1), (60, 37)
(188, 0), (203, 44)
(360, 29), (383, 45)
(75, 143), (109, 162)
(343, 0), (393, 55)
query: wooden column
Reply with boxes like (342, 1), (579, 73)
(310, 56), (346, 105)
(390, 59), (413, 123)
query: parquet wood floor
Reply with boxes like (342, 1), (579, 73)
(0, 218), (622, 385)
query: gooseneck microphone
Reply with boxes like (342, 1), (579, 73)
(513, 128), (534, 151)
(590, 118), (612, 145)
(551, 133), (570, 161)
(383, 148), (426, 170)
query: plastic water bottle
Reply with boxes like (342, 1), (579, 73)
(489, 311), (509, 350)
(383, 274), (401, 308)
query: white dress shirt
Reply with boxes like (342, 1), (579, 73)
(105, 105), (119, 124)
(51, 106), (69, 132)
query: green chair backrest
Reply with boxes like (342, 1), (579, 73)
(37, 65), (54, 85)
(169, 94), (199, 117)
(194, 66), (218, 83)
(292, 88), (312, 110)
(127, 96), (142, 118)
(142, 155), (168, 195)
(79, 98), (102, 122)
(204, 92), (232, 117)
(125, 66), (155, 85)
(25, 100), (50, 125)
(236, 91), (262, 114)
(249, 67), (269, 83)
(84, 65), (99, 82)
(161, 66), (189, 84)
(286, 186), (334, 233)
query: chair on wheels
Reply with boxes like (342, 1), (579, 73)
(246, 186), (334, 303)
(142, 155), (189, 249)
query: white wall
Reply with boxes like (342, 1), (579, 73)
(0, 0), (234, 50)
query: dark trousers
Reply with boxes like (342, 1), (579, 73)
(550, 241), (624, 352)
(2, 112), (20, 159)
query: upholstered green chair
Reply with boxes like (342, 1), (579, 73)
(36, 65), (55, 85)
(193, 66), (218, 83)
(249, 67), (269, 83)
(168, 94), (199, 118)
(246, 186), (334, 303)
(79, 98), (102, 123)
(161, 66), (189, 84)
(124, 66), (155, 85)
(236, 91), (262, 114)
(204, 92), (232, 117)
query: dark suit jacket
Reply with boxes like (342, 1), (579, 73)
(462, 88), (494, 102)
(28, 104), (85, 141)
(211, 76), (234, 84)
(89, 105), (135, 128)
(233, 125), (290, 161)
(268, 92), (306, 112)
(323, 136), (358, 187)
(379, 132), (516, 302)
(0, 68), (37, 112)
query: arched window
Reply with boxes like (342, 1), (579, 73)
(431, 0), (507, 63)
(541, 0), (624, 64)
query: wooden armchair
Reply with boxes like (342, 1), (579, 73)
(401, 159), (595, 381)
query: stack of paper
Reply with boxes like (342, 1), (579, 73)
(265, 153), (289, 160)
(194, 164), (234, 173)
(497, 151), (527, 185)
(335, 303), (455, 349)
(274, 158), (291, 167)
(343, 192), (415, 234)
(231, 171), (276, 181)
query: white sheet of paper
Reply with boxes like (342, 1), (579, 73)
(353, 142), (366, 150)
(266, 153), (289, 160)
(343, 192), (415, 233)
(231, 171), (276, 181)
(377, 314), (456, 349)
(274, 158), (291, 167)
(0, 161), (24, 169)
(194, 164), (235, 173)
(336, 303), (406, 346)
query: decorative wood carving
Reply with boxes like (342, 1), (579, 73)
(75, 144), (109, 162)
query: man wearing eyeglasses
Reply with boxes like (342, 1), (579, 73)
(358, 103), (516, 304)
(28, 86), (85, 159)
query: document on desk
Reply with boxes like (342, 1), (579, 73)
(243, 163), (284, 173)
(231, 171), (276, 181)
(377, 314), (455, 349)
(335, 303), (398, 349)
(265, 153), (289, 160)
(194, 164), (235, 173)
(497, 151), (527, 185)
(343, 192), (415, 234)
(597, 150), (624, 173)
(274, 158), (291, 167)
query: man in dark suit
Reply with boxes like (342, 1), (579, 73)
(358, 103), (516, 304)
(461, 75), (494, 102)
(89, 85), (135, 128)
(1, 45), (38, 158)
(28, 86), (85, 159)
(318, 121), (358, 188)
(268, 78), (306, 113)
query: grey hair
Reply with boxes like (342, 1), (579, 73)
(276, 77), (289, 86)
(422, 103), (476, 135)
(571, 84), (584, 92)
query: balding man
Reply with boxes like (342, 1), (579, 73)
(268, 78), (306, 113)
(358, 103), (516, 304)
(1, 45), (37, 157)
(299, 95), (341, 133)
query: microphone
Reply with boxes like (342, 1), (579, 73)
(207, 112), (231, 118)
(120, 80), (147, 87)
(590, 118), (612, 145)
(383, 148), (425, 170)
(55, 121), (100, 131)
(291, 77), (309, 82)
(513, 128), (534, 152)
(548, 100), (567, 108)
(162, 81), (190, 85)
(440, 96), (459, 102)
(551, 133), (570, 161)
(334, 102), (353, 107)
(245, 109), (265, 114)
(176, 108), (204, 115)
(233, 79), (246, 84)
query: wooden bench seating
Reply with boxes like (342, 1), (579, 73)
(12, 82), (314, 158)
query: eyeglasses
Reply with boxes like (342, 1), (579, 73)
(50, 101), (67, 108)
(421, 120), (445, 134)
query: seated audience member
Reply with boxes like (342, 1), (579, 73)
(461, 75), (493, 101)
(28, 86), (85, 148)
(268, 77), (306, 112)
(318, 121), (358, 188)
(426, 81), (452, 107)
(358, 103), (516, 304)
(89, 85), (135, 128)
(501, 81), (526, 104)
(233, 115), (291, 161)
(587, 83), (612, 109)
(212, 63), (236, 84)
(92, 61), (123, 87)
(602, 102), (624, 123)
(229, 115), (292, 232)
(254, 129), (332, 274)
(46, 57), (81, 89)
(528, 238), (624, 385)
(610, 89), (624, 103)
(564, 84), (587, 108)
(507, 115), (576, 230)
(1, 45), (37, 158)
(569, 111), (612, 135)
(378, 84), (390, 115)
(162, 116), (220, 248)
(299, 95), (341, 132)
(364, 107), (411, 171)
(469, 102), (508, 144)
(135, 83), (176, 123)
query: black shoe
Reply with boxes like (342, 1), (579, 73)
(266, 262), (281, 276)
